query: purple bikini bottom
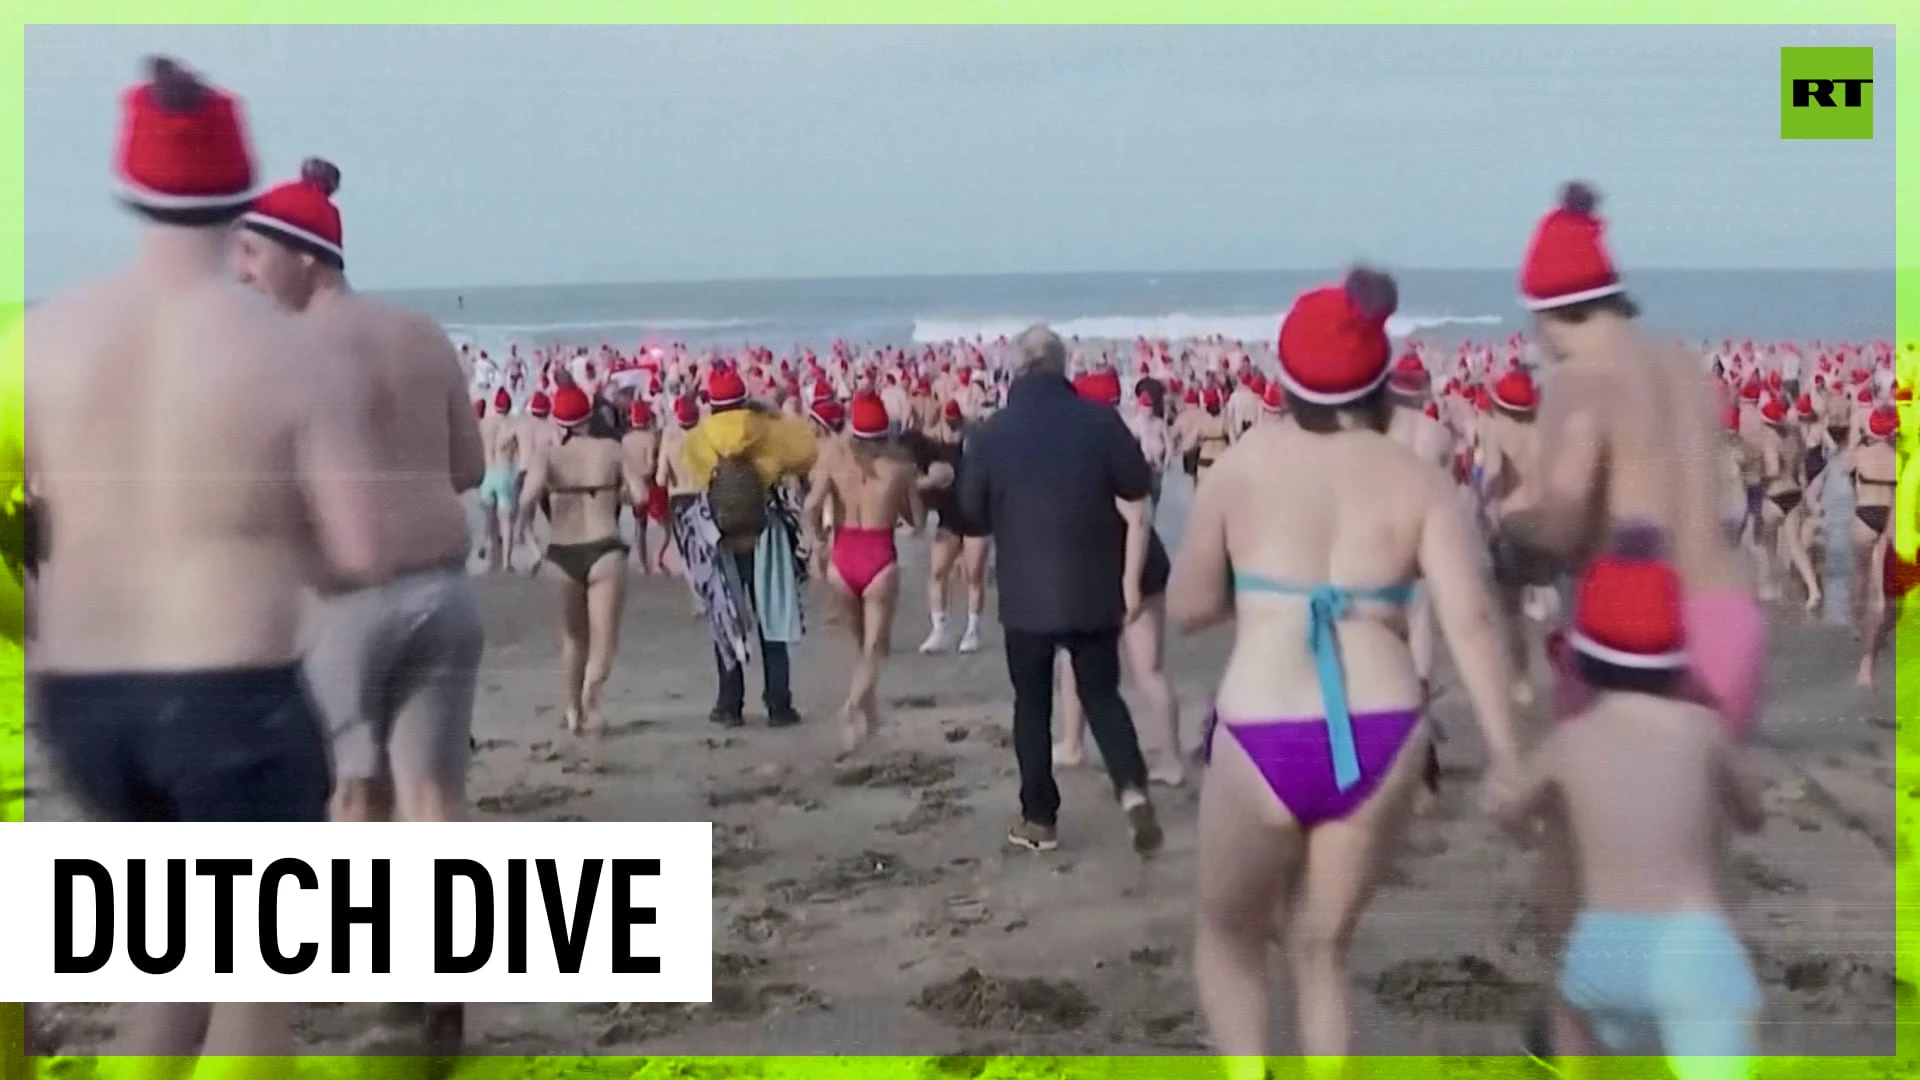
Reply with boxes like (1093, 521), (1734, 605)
(1200, 707), (1421, 828)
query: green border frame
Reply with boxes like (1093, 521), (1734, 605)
(2, 5), (1913, 1079)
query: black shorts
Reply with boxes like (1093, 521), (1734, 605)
(36, 665), (332, 822)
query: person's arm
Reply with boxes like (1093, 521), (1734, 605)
(1715, 738), (1767, 834)
(903, 462), (928, 532)
(1418, 481), (1522, 769)
(1117, 495), (1149, 616)
(428, 319), (486, 493)
(1104, 412), (1154, 503)
(801, 458), (833, 554)
(517, 441), (550, 528)
(620, 442), (650, 510)
(294, 331), (389, 587)
(1491, 735), (1561, 834)
(653, 435), (676, 490)
(1495, 384), (1602, 570)
(1166, 458), (1232, 632)
(957, 430), (991, 532)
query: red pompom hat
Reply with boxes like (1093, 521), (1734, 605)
(707, 367), (747, 408)
(849, 392), (891, 440)
(810, 398), (846, 432)
(1276, 268), (1398, 405)
(1519, 182), (1625, 311)
(1568, 523), (1687, 670)
(1492, 369), (1538, 414)
(528, 391), (552, 419)
(115, 57), (257, 215)
(550, 386), (592, 428)
(244, 158), (344, 268)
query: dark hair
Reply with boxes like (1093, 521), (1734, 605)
(1538, 292), (1641, 325)
(585, 397), (626, 440)
(133, 201), (248, 228)
(1287, 382), (1392, 435)
(1575, 653), (1685, 697)
(1135, 377), (1167, 421)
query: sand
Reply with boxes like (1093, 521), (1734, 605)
(22, 494), (1907, 1063)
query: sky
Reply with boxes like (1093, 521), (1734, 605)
(25, 24), (1897, 294)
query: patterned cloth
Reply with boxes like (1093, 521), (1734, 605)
(672, 481), (811, 672)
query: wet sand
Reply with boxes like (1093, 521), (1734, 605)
(23, 486), (1906, 1061)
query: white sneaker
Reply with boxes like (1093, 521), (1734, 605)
(919, 625), (951, 654)
(957, 626), (981, 654)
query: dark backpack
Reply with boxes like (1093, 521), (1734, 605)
(709, 454), (767, 545)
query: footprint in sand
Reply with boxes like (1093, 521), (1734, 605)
(475, 783), (586, 816)
(833, 751), (957, 789)
(1371, 955), (1535, 1023)
(915, 967), (1097, 1034)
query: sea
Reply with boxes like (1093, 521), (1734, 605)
(380, 268), (1899, 358)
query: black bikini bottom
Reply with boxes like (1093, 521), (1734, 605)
(1857, 505), (1890, 536)
(546, 536), (628, 585)
(1769, 491), (1802, 516)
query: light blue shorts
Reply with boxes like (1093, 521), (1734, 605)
(1561, 910), (1761, 1065)
(478, 465), (519, 511)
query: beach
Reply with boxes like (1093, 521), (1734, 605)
(23, 473), (1905, 1061)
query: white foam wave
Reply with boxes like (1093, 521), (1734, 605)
(446, 316), (754, 340)
(911, 311), (1505, 345)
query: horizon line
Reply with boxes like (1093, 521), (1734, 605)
(366, 264), (1897, 295)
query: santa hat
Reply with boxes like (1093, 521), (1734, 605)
(673, 397), (700, 429)
(1261, 382), (1285, 414)
(810, 398), (846, 432)
(629, 399), (654, 428)
(1519, 182), (1624, 311)
(707, 367), (747, 408)
(1492, 370), (1538, 414)
(1276, 268), (1398, 405)
(1568, 522), (1687, 669)
(243, 158), (344, 268)
(115, 57), (257, 216)
(1388, 353), (1430, 396)
(1739, 380), (1763, 403)
(942, 399), (964, 423)
(1868, 405), (1898, 440)
(551, 386), (592, 428)
(1795, 394), (1817, 420)
(849, 392), (891, 440)
(528, 391), (551, 419)
(492, 387), (512, 415)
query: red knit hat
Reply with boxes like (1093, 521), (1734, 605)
(1568, 523), (1687, 670)
(114, 57), (257, 215)
(551, 386), (592, 428)
(1868, 405), (1898, 440)
(1519, 182), (1624, 311)
(629, 399), (654, 428)
(528, 391), (551, 419)
(492, 387), (512, 415)
(1388, 353), (1430, 396)
(1276, 268), (1398, 405)
(244, 158), (344, 268)
(673, 396), (700, 429)
(942, 399), (963, 423)
(849, 392), (890, 440)
(1760, 397), (1788, 427)
(1492, 369), (1538, 414)
(1261, 381), (1285, 414)
(707, 367), (747, 407)
(810, 398), (846, 432)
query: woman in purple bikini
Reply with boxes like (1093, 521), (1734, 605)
(1167, 268), (1524, 1073)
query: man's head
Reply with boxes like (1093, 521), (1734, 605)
(232, 158), (345, 311)
(1015, 325), (1068, 380)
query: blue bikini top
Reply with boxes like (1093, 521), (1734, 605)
(1232, 571), (1418, 792)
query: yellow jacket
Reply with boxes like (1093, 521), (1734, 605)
(0, 313), (24, 648)
(680, 407), (817, 490)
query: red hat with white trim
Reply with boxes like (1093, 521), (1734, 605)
(244, 158), (344, 268)
(810, 397), (846, 432)
(673, 396), (700, 429)
(849, 392), (891, 440)
(528, 391), (551, 419)
(1388, 353), (1430, 396)
(707, 367), (747, 408)
(1519, 182), (1624, 311)
(115, 56), (257, 217)
(1261, 381), (1285, 414)
(550, 386), (592, 428)
(492, 387), (512, 415)
(1276, 268), (1398, 405)
(629, 399), (654, 428)
(1868, 405), (1898, 440)
(1492, 369), (1538, 414)
(1568, 522), (1687, 670)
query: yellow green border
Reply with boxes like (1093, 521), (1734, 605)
(4, 5), (1913, 1079)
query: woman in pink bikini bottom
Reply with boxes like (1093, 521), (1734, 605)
(1167, 269), (1524, 1074)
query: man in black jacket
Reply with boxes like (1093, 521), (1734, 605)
(959, 325), (1163, 854)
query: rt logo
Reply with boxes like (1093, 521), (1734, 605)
(1780, 47), (1874, 140)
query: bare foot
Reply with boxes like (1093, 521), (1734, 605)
(1052, 742), (1084, 768)
(838, 709), (871, 756)
(1856, 659), (1876, 690)
(1805, 590), (1823, 616)
(1148, 762), (1186, 788)
(1511, 680), (1535, 708)
(563, 707), (582, 734)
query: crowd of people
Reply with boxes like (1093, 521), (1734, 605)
(11, 55), (1915, 1080)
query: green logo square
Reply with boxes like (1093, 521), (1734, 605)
(1780, 46), (1875, 140)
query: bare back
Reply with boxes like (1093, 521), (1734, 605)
(305, 294), (474, 574)
(531, 435), (634, 546)
(28, 267), (377, 671)
(822, 442), (920, 531)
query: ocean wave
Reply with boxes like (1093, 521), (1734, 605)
(910, 312), (1505, 345)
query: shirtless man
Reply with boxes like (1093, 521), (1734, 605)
(1491, 182), (1761, 1065)
(27, 57), (389, 1065)
(476, 386), (522, 571)
(1482, 369), (1547, 705)
(622, 399), (663, 573)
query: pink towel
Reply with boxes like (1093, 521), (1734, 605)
(1549, 589), (1765, 740)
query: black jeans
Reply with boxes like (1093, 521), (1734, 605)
(1004, 627), (1149, 828)
(714, 548), (793, 717)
